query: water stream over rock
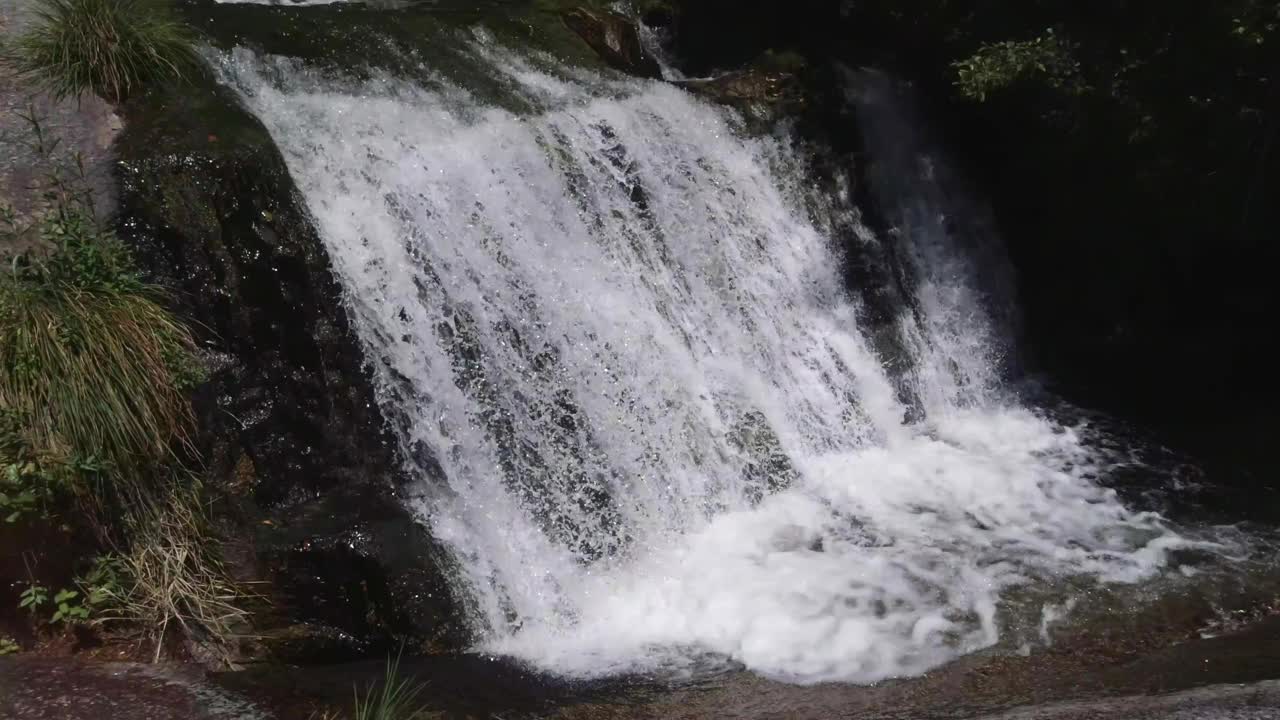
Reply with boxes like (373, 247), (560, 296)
(206, 30), (1257, 686)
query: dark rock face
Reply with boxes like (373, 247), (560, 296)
(676, 68), (803, 112)
(561, 7), (663, 79)
(114, 81), (462, 660)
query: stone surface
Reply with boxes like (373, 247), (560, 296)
(0, 658), (267, 720)
(113, 80), (462, 660)
(0, 1), (121, 260)
(676, 67), (802, 111)
(561, 7), (663, 79)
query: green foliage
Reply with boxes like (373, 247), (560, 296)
(0, 636), (18, 655)
(0, 267), (200, 486)
(17, 581), (94, 625)
(51, 588), (90, 624)
(13, 0), (201, 103)
(953, 31), (1085, 101)
(19, 584), (49, 615)
(0, 456), (57, 523)
(353, 655), (429, 720)
(8, 555), (126, 628)
(79, 553), (128, 610)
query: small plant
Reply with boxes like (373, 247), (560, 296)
(0, 416), (74, 524)
(0, 636), (19, 656)
(1, 460), (45, 523)
(78, 553), (127, 610)
(50, 588), (90, 624)
(13, 0), (202, 103)
(353, 654), (429, 720)
(19, 584), (49, 616)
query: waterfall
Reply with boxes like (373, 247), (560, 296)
(215, 33), (1190, 684)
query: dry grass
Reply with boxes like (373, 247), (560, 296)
(98, 483), (249, 663)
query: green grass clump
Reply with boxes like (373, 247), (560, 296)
(353, 655), (430, 720)
(14, 0), (200, 103)
(0, 213), (199, 508)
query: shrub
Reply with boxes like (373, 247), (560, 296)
(14, 0), (200, 103)
(953, 31), (1087, 102)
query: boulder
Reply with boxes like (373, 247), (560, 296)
(561, 7), (663, 79)
(676, 67), (804, 112)
(114, 80), (462, 661)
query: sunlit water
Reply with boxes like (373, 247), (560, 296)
(214, 34), (1231, 684)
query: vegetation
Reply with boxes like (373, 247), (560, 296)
(13, 0), (200, 103)
(304, 655), (432, 720)
(353, 655), (430, 720)
(0, 114), (242, 661)
(103, 485), (248, 662)
(952, 31), (1085, 102)
(1, 115), (201, 519)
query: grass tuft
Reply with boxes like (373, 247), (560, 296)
(14, 0), (201, 103)
(0, 256), (199, 509)
(98, 483), (249, 663)
(354, 654), (430, 720)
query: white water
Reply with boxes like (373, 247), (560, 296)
(216, 36), (1191, 684)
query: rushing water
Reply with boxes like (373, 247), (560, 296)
(215, 33), (1214, 684)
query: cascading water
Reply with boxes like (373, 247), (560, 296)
(215, 32), (1196, 684)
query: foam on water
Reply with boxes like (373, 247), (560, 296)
(214, 35), (1193, 683)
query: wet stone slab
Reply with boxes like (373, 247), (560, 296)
(0, 657), (267, 720)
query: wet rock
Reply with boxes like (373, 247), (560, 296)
(114, 80), (462, 660)
(0, 657), (266, 720)
(561, 7), (663, 79)
(676, 66), (804, 112)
